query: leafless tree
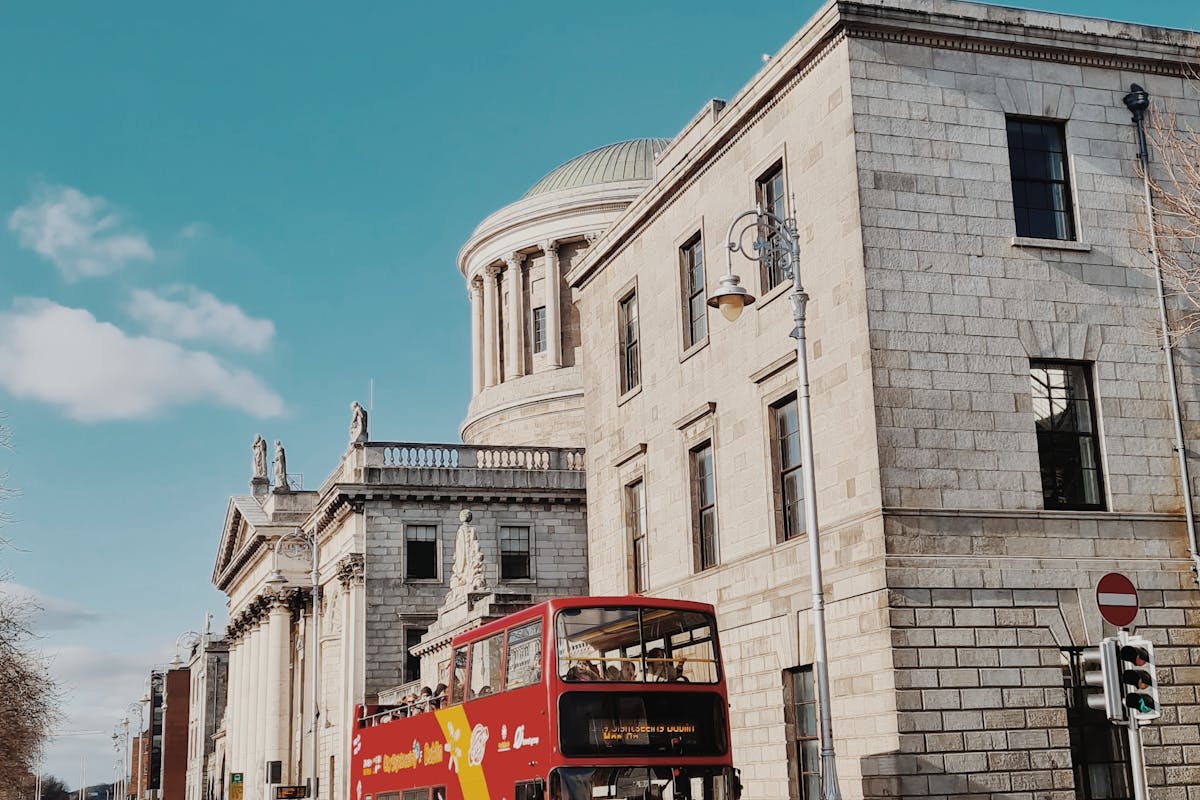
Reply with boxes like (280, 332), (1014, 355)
(1142, 106), (1200, 339)
(0, 414), (61, 799)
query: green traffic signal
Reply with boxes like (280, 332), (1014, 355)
(1117, 638), (1160, 722)
(1125, 693), (1156, 714)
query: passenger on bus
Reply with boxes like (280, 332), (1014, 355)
(619, 660), (638, 681)
(432, 682), (447, 708)
(605, 665), (621, 681)
(646, 648), (687, 681)
(418, 686), (433, 711)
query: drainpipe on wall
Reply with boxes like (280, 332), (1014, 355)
(1122, 83), (1200, 587)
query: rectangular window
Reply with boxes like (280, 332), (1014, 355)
(785, 667), (820, 800)
(500, 525), (532, 580)
(1007, 117), (1075, 240)
(772, 396), (804, 541)
(532, 306), (546, 354)
(680, 233), (707, 349)
(405, 524), (438, 580)
(619, 292), (640, 394)
(1065, 649), (1133, 799)
(625, 479), (648, 593)
(469, 633), (504, 698)
(690, 442), (718, 571)
(404, 626), (426, 684)
(756, 161), (788, 291)
(505, 619), (543, 689)
(1031, 361), (1105, 510)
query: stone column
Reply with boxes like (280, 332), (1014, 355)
(226, 636), (240, 783)
(237, 630), (253, 800)
(482, 266), (501, 388)
(265, 597), (291, 783)
(543, 240), (562, 369)
(504, 252), (526, 380)
(337, 554), (365, 800)
(253, 623), (267, 800)
(469, 279), (483, 395)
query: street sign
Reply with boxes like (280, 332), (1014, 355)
(1097, 572), (1139, 627)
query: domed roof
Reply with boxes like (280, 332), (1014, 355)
(523, 138), (672, 198)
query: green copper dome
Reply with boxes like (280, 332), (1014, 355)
(523, 138), (671, 198)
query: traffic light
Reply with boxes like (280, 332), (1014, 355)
(1081, 638), (1123, 722)
(1118, 637), (1160, 721)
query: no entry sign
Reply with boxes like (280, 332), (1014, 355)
(1096, 572), (1139, 627)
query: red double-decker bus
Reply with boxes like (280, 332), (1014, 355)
(353, 596), (736, 800)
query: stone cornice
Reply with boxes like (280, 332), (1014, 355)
(458, 179), (647, 277)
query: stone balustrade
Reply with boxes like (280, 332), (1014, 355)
(318, 442), (586, 498)
(371, 442), (585, 471)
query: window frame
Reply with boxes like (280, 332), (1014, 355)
(403, 624), (428, 685)
(755, 160), (788, 292)
(618, 289), (641, 396)
(770, 394), (805, 542)
(1006, 116), (1076, 241)
(690, 440), (719, 571)
(403, 522), (440, 582)
(1030, 360), (1106, 511)
(1064, 648), (1133, 799)
(499, 524), (533, 581)
(532, 305), (547, 354)
(680, 231), (708, 351)
(625, 478), (649, 593)
(784, 666), (820, 800)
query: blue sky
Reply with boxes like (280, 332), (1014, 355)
(0, 0), (1196, 788)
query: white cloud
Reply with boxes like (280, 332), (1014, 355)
(7, 184), (154, 280)
(0, 582), (103, 631)
(0, 299), (285, 422)
(127, 286), (275, 353)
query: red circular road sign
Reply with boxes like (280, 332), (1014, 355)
(1096, 572), (1139, 627)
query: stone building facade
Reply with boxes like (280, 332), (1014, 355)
(184, 633), (228, 800)
(460, 1), (1200, 798)
(208, 438), (587, 800)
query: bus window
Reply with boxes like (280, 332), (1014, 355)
(401, 791), (427, 800)
(470, 633), (504, 698)
(641, 609), (719, 683)
(557, 607), (640, 681)
(514, 779), (545, 800)
(550, 767), (733, 800)
(506, 619), (543, 689)
(556, 607), (719, 683)
(448, 646), (468, 705)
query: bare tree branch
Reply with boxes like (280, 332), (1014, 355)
(1139, 103), (1200, 341)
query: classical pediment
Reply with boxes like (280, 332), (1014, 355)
(212, 495), (274, 589)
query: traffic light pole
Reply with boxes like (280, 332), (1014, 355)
(1119, 629), (1150, 800)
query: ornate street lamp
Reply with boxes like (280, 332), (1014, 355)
(266, 528), (321, 798)
(709, 206), (843, 800)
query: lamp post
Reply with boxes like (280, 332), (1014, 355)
(126, 702), (144, 800)
(265, 528), (321, 798)
(709, 206), (842, 800)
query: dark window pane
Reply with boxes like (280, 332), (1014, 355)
(406, 524), (438, 579)
(1007, 118), (1075, 240)
(620, 293), (640, 393)
(500, 525), (531, 579)
(1031, 361), (1105, 510)
(756, 163), (788, 290)
(691, 443), (718, 571)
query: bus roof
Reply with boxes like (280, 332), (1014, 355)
(450, 595), (717, 647)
